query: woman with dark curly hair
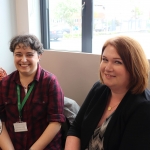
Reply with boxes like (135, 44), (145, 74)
(0, 34), (65, 150)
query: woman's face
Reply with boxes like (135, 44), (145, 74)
(14, 44), (41, 77)
(100, 45), (130, 92)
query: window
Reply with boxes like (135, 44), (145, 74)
(93, 0), (150, 59)
(41, 0), (150, 58)
(49, 0), (82, 52)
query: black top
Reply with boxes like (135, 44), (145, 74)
(67, 81), (150, 150)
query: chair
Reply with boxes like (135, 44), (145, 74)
(61, 97), (80, 149)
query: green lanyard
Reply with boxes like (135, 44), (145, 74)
(17, 82), (35, 120)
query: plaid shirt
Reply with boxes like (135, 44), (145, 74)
(0, 64), (65, 150)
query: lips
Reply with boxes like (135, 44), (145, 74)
(20, 64), (29, 67)
(105, 73), (115, 77)
(20, 63), (29, 65)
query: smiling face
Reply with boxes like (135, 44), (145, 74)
(100, 44), (130, 92)
(14, 44), (41, 77)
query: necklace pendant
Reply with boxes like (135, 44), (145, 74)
(108, 106), (111, 111)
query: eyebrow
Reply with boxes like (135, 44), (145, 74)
(102, 56), (122, 60)
(14, 52), (35, 54)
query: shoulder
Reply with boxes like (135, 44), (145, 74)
(37, 64), (57, 81)
(136, 90), (150, 112)
(127, 93), (150, 125)
(1, 70), (17, 83)
(92, 80), (103, 88)
(89, 81), (109, 94)
(80, 81), (109, 109)
(40, 68), (58, 82)
(122, 90), (150, 118)
(39, 69), (63, 92)
(133, 89), (150, 107)
(84, 81), (109, 101)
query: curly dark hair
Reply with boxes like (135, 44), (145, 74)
(9, 34), (44, 54)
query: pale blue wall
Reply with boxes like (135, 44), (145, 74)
(0, 0), (41, 74)
(0, 0), (16, 73)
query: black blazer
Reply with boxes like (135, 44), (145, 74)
(67, 81), (150, 150)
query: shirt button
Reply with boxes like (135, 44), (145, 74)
(43, 101), (45, 104)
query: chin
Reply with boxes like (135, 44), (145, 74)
(20, 70), (30, 74)
(103, 81), (114, 87)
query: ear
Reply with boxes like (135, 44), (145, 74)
(38, 54), (42, 61)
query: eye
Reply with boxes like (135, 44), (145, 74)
(102, 57), (108, 62)
(115, 61), (122, 64)
(26, 53), (34, 57)
(15, 53), (22, 57)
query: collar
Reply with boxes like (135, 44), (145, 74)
(12, 63), (42, 85)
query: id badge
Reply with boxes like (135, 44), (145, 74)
(0, 119), (2, 134)
(13, 122), (28, 132)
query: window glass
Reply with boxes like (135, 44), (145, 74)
(93, 0), (150, 59)
(49, 0), (81, 52)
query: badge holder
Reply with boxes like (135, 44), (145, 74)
(13, 121), (28, 132)
(14, 82), (35, 132)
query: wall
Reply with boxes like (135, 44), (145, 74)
(0, 0), (41, 74)
(0, 0), (16, 73)
(15, 0), (41, 40)
(40, 50), (100, 106)
(40, 51), (150, 106)
(1, 1), (150, 106)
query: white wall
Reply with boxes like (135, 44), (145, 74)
(15, 0), (41, 40)
(0, 0), (16, 73)
(28, 0), (41, 39)
(0, 0), (41, 74)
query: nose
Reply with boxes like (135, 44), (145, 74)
(105, 62), (113, 72)
(21, 55), (27, 62)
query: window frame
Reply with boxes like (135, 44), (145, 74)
(40, 0), (50, 49)
(82, 0), (93, 53)
(40, 0), (93, 53)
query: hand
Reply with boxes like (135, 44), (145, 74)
(0, 68), (7, 80)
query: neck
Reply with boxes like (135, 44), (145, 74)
(19, 73), (35, 88)
(107, 91), (128, 109)
(110, 90), (128, 102)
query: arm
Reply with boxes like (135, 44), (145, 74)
(30, 122), (61, 150)
(65, 136), (81, 150)
(0, 122), (14, 150)
(67, 82), (103, 137)
(29, 74), (65, 149)
(65, 82), (103, 149)
(0, 81), (14, 150)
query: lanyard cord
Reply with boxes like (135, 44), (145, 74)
(17, 82), (35, 119)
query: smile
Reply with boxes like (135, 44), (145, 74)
(20, 64), (29, 67)
(105, 74), (115, 77)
